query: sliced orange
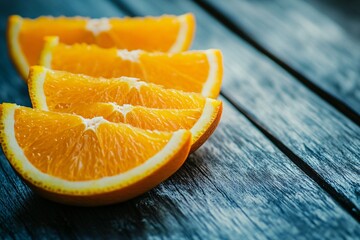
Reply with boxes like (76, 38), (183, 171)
(56, 101), (222, 152)
(40, 37), (222, 98)
(8, 14), (195, 78)
(0, 103), (191, 206)
(28, 66), (208, 110)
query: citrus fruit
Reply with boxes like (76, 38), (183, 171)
(56, 101), (222, 152)
(8, 14), (195, 78)
(0, 103), (191, 206)
(28, 66), (208, 110)
(39, 36), (222, 98)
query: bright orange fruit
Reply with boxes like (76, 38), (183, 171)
(28, 66), (208, 110)
(8, 14), (195, 78)
(56, 101), (222, 152)
(40, 37), (222, 98)
(0, 103), (191, 206)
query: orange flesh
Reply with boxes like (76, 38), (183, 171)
(50, 44), (211, 93)
(40, 70), (206, 110)
(19, 18), (89, 67)
(57, 103), (202, 132)
(17, 15), (191, 67)
(140, 52), (207, 93)
(99, 17), (181, 50)
(14, 107), (173, 181)
(51, 45), (143, 83)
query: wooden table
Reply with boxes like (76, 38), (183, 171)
(1, 0), (359, 239)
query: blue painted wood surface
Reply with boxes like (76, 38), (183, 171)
(122, 0), (360, 216)
(204, 0), (360, 117)
(0, 0), (359, 238)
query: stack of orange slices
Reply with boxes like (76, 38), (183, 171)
(1, 14), (223, 206)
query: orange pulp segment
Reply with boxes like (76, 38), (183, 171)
(28, 66), (207, 111)
(56, 100), (222, 152)
(0, 103), (191, 205)
(40, 37), (222, 98)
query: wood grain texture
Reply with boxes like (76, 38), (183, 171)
(1, 100), (359, 239)
(308, 0), (360, 40)
(0, 0), (359, 239)
(203, 0), (360, 115)
(119, 0), (360, 212)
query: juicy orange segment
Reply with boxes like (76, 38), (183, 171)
(28, 66), (207, 111)
(8, 14), (195, 78)
(0, 103), (191, 205)
(56, 100), (222, 152)
(40, 37), (222, 98)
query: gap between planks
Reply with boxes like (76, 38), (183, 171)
(194, 0), (360, 126)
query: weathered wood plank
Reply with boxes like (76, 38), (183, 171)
(202, 0), (360, 116)
(1, 100), (359, 239)
(119, 0), (360, 213)
(308, 0), (360, 40)
(1, 0), (359, 239)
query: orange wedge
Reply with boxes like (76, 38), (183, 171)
(28, 66), (208, 110)
(40, 37), (222, 98)
(56, 101), (222, 152)
(8, 14), (195, 78)
(0, 103), (191, 206)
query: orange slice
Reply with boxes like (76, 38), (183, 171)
(8, 14), (195, 78)
(28, 66), (208, 110)
(40, 37), (222, 98)
(56, 101), (222, 152)
(0, 103), (191, 206)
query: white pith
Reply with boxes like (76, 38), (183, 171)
(111, 103), (133, 119)
(201, 50), (219, 97)
(82, 116), (107, 132)
(190, 99), (217, 140)
(169, 14), (189, 53)
(39, 36), (59, 68)
(9, 16), (29, 78)
(86, 18), (111, 36)
(117, 49), (142, 62)
(115, 76), (146, 90)
(32, 68), (48, 111)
